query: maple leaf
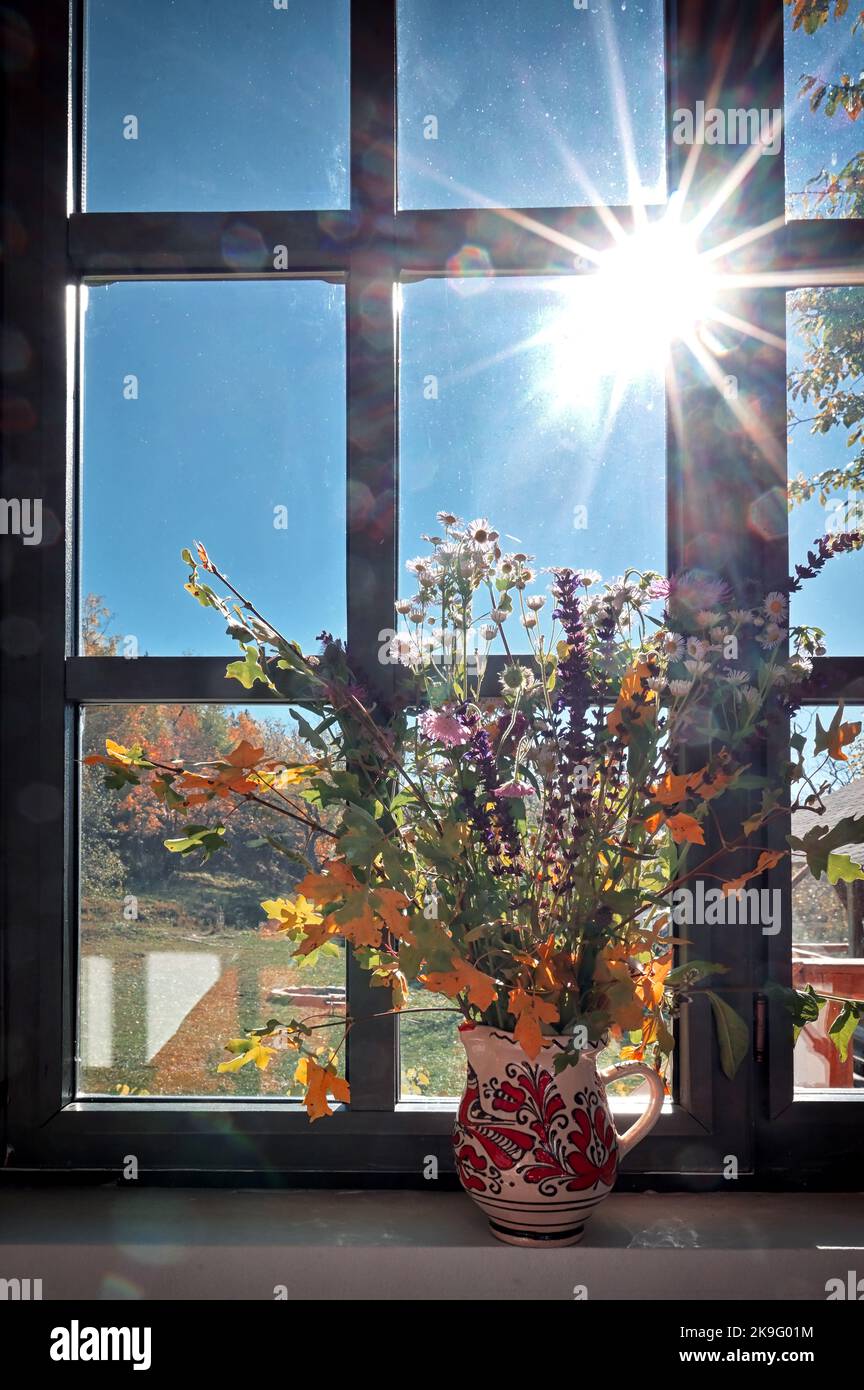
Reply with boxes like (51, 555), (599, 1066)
(295, 1056), (350, 1122)
(666, 812), (705, 845)
(634, 953), (673, 1009)
(260, 894), (323, 937)
(369, 886), (414, 941)
(507, 987), (559, 1059)
(225, 739), (265, 768)
(331, 892), (383, 949)
(217, 1041), (277, 1073)
(722, 849), (787, 894)
(295, 861), (360, 903)
(424, 956), (498, 1011)
(815, 707), (863, 762)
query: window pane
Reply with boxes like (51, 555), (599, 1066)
(398, 1003), (670, 1103)
(397, 0), (666, 209)
(79, 705), (345, 1097)
(84, 0), (350, 212)
(784, 3), (864, 219)
(787, 288), (864, 655)
(79, 280), (346, 656)
(399, 276), (666, 600)
(792, 705), (864, 1092)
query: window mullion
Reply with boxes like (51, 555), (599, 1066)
(344, 0), (399, 1110)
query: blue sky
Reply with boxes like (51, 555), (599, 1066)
(80, 280), (346, 655)
(85, 0), (350, 212)
(398, 0), (666, 209)
(399, 276), (666, 623)
(785, 6), (864, 216)
(80, 3), (861, 661)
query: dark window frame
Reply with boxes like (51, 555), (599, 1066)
(2, 0), (863, 1184)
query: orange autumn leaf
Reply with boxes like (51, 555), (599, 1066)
(224, 739), (265, 768)
(689, 763), (736, 801)
(665, 812), (705, 845)
(652, 771), (693, 807)
(369, 886), (414, 941)
(829, 720), (862, 761)
(634, 954), (672, 1010)
(508, 988), (559, 1059)
(295, 860), (360, 902)
(607, 662), (657, 738)
(330, 893), (382, 949)
(295, 1056), (350, 1122)
(424, 956), (498, 1012)
(722, 849), (787, 895)
(195, 540), (214, 572)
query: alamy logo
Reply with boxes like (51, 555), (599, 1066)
(0, 1276), (42, 1299)
(0, 497), (42, 545)
(50, 1321), (151, 1371)
(826, 1271), (864, 1300)
(671, 882), (781, 936)
(672, 103), (781, 155)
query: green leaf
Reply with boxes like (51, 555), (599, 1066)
(289, 708), (332, 753)
(226, 644), (273, 691)
(666, 960), (728, 989)
(826, 852), (864, 885)
(163, 824), (226, 862)
(416, 820), (465, 871)
(789, 983), (825, 1043)
(789, 814), (864, 877)
(706, 991), (749, 1080)
(828, 1002), (862, 1064)
(340, 803), (385, 869)
(275, 643), (309, 675)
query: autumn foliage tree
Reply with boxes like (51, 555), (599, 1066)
(80, 596), (318, 919)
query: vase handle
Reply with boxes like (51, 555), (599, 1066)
(598, 1061), (666, 1159)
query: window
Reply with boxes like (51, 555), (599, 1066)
(2, 0), (863, 1185)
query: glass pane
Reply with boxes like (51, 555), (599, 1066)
(399, 276), (666, 611)
(787, 287), (864, 655)
(397, 0), (666, 210)
(79, 280), (346, 656)
(785, 3), (864, 219)
(79, 705), (346, 1097)
(399, 1007), (671, 1104)
(400, 990), (465, 1099)
(84, 0), (350, 211)
(792, 705), (864, 1092)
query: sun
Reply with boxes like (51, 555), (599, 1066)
(542, 212), (720, 410)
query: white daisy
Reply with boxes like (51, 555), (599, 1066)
(763, 591), (789, 622)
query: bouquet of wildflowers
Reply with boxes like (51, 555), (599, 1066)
(88, 515), (864, 1117)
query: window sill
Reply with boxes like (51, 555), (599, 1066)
(0, 1189), (861, 1300)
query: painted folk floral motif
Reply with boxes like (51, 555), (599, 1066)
(454, 1025), (663, 1244)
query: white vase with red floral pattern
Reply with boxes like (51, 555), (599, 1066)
(454, 1024), (665, 1246)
